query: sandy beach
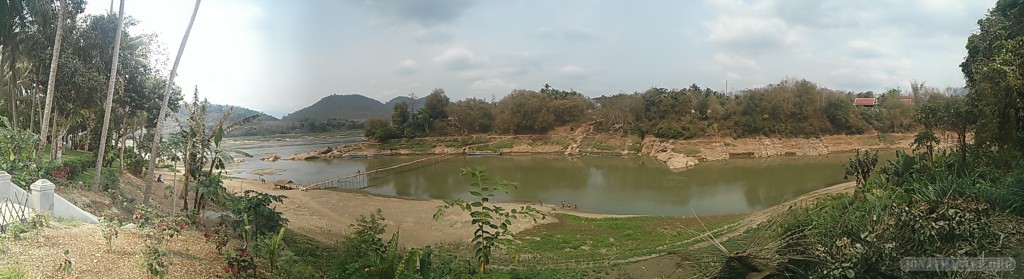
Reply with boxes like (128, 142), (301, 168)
(219, 176), (632, 247)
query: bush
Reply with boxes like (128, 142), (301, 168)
(224, 190), (288, 237)
(61, 154), (96, 180)
(653, 122), (692, 140)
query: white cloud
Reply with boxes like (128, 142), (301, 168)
(434, 47), (484, 70)
(470, 78), (515, 91)
(415, 28), (454, 44)
(558, 65), (588, 79)
(713, 53), (759, 69)
(396, 59), (418, 74)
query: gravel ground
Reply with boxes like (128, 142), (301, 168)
(0, 221), (221, 278)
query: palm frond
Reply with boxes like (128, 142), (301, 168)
(224, 114), (260, 133)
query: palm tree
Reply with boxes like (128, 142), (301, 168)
(92, 0), (125, 189)
(40, 0), (66, 150)
(143, 0), (201, 205)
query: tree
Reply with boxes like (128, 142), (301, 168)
(961, 0), (1024, 152)
(143, 0), (201, 205)
(93, 0), (125, 189)
(40, 0), (67, 149)
(495, 90), (554, 134)
(423, 88), (450, 121)
(390, 101), (409, 127)
(446, 98), (494, 134)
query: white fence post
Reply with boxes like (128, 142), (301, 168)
(0, 171), (12, 201)
(30, 179), (56, 214)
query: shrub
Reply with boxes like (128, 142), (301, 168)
(224, 190), (287, 237)
(653, 122), (692, 140)
(434, 167), (545, 273)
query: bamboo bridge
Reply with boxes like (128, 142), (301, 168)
(302, 154), (457, 190)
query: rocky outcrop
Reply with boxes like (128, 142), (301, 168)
(755, 138), (785, 157)
(644, 139), (700, 170)
(260, 154), (280, 162)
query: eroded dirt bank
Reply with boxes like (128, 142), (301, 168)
(274, 131), (955, 170)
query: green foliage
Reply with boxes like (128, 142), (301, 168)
(447, 98), (495, 134)
(364, 118), (401, 142)
(60, 153), (95, 180)
(0, 267), (28, 279)
(0, 117), (53, 186)
(423, 88), (451, 124)
(494, 90), (557, 134)
(653, 122), (692, 140)
(143, 241), (170, 278)
(961, 0), (1024, 153)
(100, 208), (120, 249)
(715, 137), (1024, 278)
(433, 167), (546, 273)
(842, 150), (879, 198)
(224, 190), (288, 237)
(54, 250), (74, 279)
(255, 227), (294, 275)
(99, 171), (120, 192)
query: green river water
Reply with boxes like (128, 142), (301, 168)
(227, 138), (885, 216)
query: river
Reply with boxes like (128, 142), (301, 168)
(225, 137), (874, 216)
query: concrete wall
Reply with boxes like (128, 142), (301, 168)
(0, 171), (99, 224)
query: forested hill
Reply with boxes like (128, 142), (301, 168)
(163, 103), (276, 134)
(175, 103), (277, 123)
(281, 94), (424, 121)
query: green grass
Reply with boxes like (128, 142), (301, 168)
(0, 267), (28, 279)
(379, 138), (435, 152)
(473, 139), (514, 152)
(593, 144), (616, 151)
(675, 146), (702, 156)
(441, 135), (492, 148)
(509, 213), (745, 264)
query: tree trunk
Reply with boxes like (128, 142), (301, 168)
(144, 0), (202, 205)
(93, 0), (126, 188)
(8, 38), (18, 130)
(41, 0), (67, 148)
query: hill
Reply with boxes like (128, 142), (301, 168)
(281, 94), (424, 122)
(163, 103), (277, 135)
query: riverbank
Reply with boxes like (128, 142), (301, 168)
(269, 131), (956, 170)
(222, 176), (637, 247)
(224, 174), (856, 250)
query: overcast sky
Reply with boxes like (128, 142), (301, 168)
(84, 0), (994, 118)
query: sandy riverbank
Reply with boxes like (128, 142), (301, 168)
(221, 176), (635, 247)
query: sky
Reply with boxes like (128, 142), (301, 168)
(84, 0), (995, 118)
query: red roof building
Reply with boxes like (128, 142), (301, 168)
(854, 98), (877, 107)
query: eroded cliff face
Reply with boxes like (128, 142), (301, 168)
(274, 132), (938, 170)
(640, 133), (929, 170)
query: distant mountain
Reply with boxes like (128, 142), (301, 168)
(164, 103), (277, 134)
(176, 103), (278, 123)
(384, 96), (426, 110)
(281, 94), (424, 122)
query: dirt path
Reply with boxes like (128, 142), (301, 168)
(222, 177), (632, 247)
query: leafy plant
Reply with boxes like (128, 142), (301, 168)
(143, 241), (170, 278)
(433, 167), (545, 273)
(842, 150), (878, 200)
(224, 190), (287, 237)
(255, 227), (293, 274)
(101, 208), (121, 249)
(54, 250), (74, 279)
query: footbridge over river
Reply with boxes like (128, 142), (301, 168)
(302, 154), (457, 190)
